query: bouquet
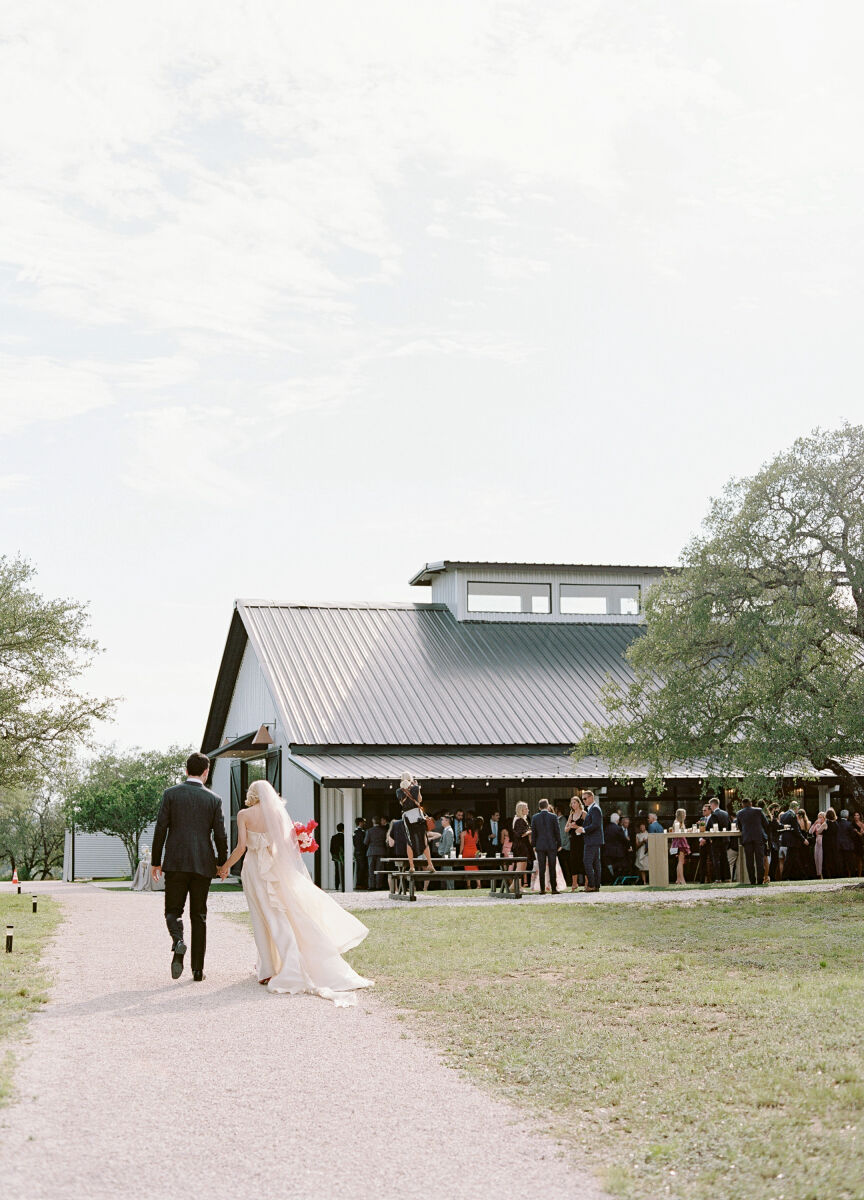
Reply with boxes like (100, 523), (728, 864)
(294, 819), (319, 853)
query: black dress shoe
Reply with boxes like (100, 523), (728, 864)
(171, 940), (187, 980)
(192, 970), (205, 982)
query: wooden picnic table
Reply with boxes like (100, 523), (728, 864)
(383, 856), (524, 902)
(647, 829), (751, 887)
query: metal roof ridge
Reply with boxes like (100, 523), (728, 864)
(235, 599), (448, 611)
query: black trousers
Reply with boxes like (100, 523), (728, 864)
(711, 842), (730, 881)
(584, 844), (601, 890)
(164, 871), (211, 973)
(535, 848), (558, 892)
(354, 851), (368, 890)
(742, 841), (763, 885)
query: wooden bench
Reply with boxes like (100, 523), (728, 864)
(388, 868), (522, 901)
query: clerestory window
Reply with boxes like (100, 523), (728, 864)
(467, 581), (552, 614)
(560, 584), (641, 616)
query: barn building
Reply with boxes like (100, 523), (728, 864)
(64, 558), (846, 883)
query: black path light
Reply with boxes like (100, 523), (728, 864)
(5, 924), (12, 953)
(32, 895), (38, 914)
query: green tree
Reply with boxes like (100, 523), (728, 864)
(66, 745), (191, 874)
(0, 556), (115, 791)
(575, 423), (864, 802)
(0, 787), (67, 880)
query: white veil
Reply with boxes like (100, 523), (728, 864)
(255, 781), (369, 954)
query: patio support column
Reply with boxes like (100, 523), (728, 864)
(817, 784), (839, 813)
(342, 788), (360, 892)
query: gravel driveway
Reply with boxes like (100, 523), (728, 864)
(0, 886), (605, 1200)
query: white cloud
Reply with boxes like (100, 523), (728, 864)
(0, 474), (29, 491)
(0, 356), (114, 434)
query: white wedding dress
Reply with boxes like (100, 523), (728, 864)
(242, 786), (373, 1007)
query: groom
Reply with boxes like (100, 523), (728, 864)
(151, 752), (227, 981)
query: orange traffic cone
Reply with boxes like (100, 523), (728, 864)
(11, 868), (18, 885)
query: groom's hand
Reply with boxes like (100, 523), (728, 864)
(151, 865), (162, 882)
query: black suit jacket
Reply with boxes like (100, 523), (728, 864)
(736, 806), (769, 843)
(530, 809), (561, 852)
(152, 781), (227, 877)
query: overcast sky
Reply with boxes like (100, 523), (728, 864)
(1, 1), (861, 752)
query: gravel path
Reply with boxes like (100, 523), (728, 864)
(0, 886), (605, 1200)
(206, 877), (861, 915)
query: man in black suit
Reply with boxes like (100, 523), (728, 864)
(152, 752), (227, 982)
(531, 799), (561, 894)
(482, 810), (502, 855)
(735, 797), (769, 885)
(705, 797), (731, 881)
(352, 817), (368, 889)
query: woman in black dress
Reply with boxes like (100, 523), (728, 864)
(396, 773), (435, 873)
(565, 795), (586, 892)
(511, 800), (533, 889)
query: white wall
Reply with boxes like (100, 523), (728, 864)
(63, 821), (156, 880)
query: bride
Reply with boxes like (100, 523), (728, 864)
(219, 780), (373, 1006)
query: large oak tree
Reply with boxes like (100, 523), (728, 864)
(575, 424), (864, 802)
(66, 745), (191, 874)
(0, 556), (115, 792)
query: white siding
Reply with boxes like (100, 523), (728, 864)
(210, 640), (283, 832)
(64, 821), (156, 880)
(448, 565), (665, 624)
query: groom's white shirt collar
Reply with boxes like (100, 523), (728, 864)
(186, 777), (205, 786)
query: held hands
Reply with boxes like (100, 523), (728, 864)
(217, 863), (229, 880)
(151, 865), (163, 882)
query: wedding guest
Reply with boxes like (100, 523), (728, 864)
(634, 819), (649, 884)
(810, 810), (827, 878)
(822, 808), (840, 878)
(837, 810), (858, 877)
(669, 808), (691, 885)
(511, 801), (533, 888)
(853, 811), (864, 875)
(501, 826), (513, 860)
(695, 803), (712, 883)
(436, 816), (455, 891)
(353, 817), (368, 890)
(582, 790), (604, 892)
(604, 812), (630, 883)
(797, 809), (816, 878)
(705, 797), (731, 881)
(565, 795), (586, 892)
(452, 810), (465, 845)
(387, 814), (408, 858)
(461, 818), (480, 889)
(330, 822), (345, 891)
(364, 816), (388, 890)
(531, 799), (561, 895)
(397, 774), (435, 874)
(556, 804), (571, 886)
(647, 812), (664, 834)
(482, 810), (502, 854)
(767, 804), (781, 881)
(735, 797), (769, 886)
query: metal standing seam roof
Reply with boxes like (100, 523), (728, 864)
(287, 751), (712, 784)
(238, 601), (642, 748)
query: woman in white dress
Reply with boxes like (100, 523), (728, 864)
(219, 780), (373, 1006)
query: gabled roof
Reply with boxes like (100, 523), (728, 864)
(409, 560), (672, 585)
(203, 600), (642, 751)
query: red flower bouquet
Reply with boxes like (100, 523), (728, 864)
(294, 819), (319, 853)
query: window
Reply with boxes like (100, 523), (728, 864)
(467, 581), (551, 614)
(560, 584), (641, 616)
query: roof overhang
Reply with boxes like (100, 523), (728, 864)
(206, 726), (275, 760)
(286, 751), (704, 786)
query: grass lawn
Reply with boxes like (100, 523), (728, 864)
(341, 890), (864, 1200)
(0, 893), (60, 1104)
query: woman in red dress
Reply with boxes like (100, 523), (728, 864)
(460, 819), (480, 889)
